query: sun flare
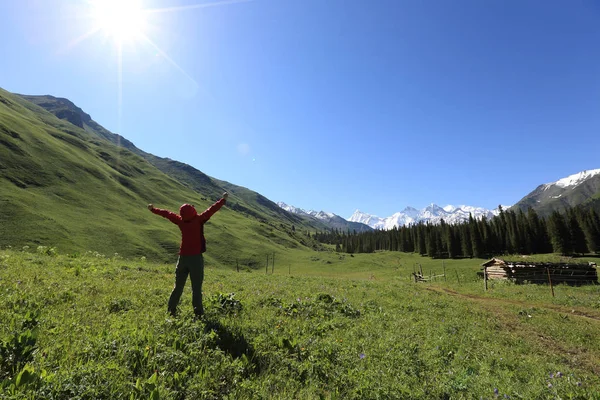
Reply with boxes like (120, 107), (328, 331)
(91, 0), (147, 43)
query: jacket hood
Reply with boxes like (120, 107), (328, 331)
(179, 204), (197, 221)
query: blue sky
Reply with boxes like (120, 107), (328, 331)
(1, 0), (599, 218)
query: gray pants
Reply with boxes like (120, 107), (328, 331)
(168, 254), (204, 316)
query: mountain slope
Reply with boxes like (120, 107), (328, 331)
(513, 169), (600, 216)
(1, 88), (324, 263)
(18, 94), (320, 229)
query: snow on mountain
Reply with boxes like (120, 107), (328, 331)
(349, 204), (503, 230)
(347, 210), (386, 228)
(279, 201), (505, 231)
(276, 202), (332, 221)
(277, 202), (305, 215)
(543, 169), (600, 190)
(443, 205), (457, 213)
(277, 202), (372, 232)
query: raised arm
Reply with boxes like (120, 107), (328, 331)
(148, 204), (181, 224)
(198, 193), (228, 223)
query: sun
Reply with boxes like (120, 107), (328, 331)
(91, 0), (147, 44)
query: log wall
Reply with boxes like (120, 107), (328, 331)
(484, 262), (598, 286)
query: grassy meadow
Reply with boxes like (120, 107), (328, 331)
(1, 247), (600, 399)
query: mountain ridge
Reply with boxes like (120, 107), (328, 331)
(277, 202), (372, 233)
(16, 93), (337, 232)
(0, 87), (333, 262)
(348, 204), (504, 230)
(277, 201), (504, 231)
(513, 169), (600, 216)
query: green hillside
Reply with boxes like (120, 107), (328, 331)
(513, 175), (600, 217)
(0, 88), (324, 264)
(19, 93), (373, 233)
(18, 94), (338, 233)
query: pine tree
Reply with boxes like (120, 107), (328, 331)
(547, 211), (572, 255)
(469, 214), (484, 258)
(517, 209), (532, 254)
(428, 228), (440, 258)
(526, 208), (542, 254)
(567, 208), (588, 255)
(583, 209), (600, 254)
(417, 224), (427, 255)
(460, 224), (472, 258)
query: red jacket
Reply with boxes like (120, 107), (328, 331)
(151, 198), (226, 255)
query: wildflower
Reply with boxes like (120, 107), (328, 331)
(549, 373), (554, 379)
(547, 383), (553, 388)
(556, 371), (562, 378)
(504, 395), (510, 399)
(493, 388), (499, 397)
(359, 353), (365, 359)
(577, 382), (582, 387)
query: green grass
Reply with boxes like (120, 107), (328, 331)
(1, 248), (599, 399)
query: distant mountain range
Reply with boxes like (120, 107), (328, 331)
(280, 169), (600, 231)
(513, 169), (600, 216)
(278, 202), (504, 230)
(277, 202), (372, 232)
(349, 204), (504, 229)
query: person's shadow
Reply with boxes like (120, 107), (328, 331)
(202, 317), (263, 374)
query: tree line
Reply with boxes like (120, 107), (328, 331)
(313, 206), (600, 258)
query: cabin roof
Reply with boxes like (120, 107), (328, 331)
(481, 258), (506, 267)
(481, 257), (595, 269)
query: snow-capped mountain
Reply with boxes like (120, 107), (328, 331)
(277, 202), (334, 221)
(543, 169), (600, 190)
(349, 204), (503, 230)
(277, 202), (372, 232)
(513, 168), (600, 216)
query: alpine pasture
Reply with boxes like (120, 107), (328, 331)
(1, 247), (599, 399)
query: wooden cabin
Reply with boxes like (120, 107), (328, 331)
(481, 258), (598, 285)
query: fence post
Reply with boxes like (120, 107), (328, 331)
(484, 266), (488, 291)
(236, 260), (239, 273)
(266, 254), (269, 274)
(272, 253), (275, 274)
(547, 267), (555, 297)
(456, 270), (460, 285)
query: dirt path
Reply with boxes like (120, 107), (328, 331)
(425, 286), (600, 322)
(424, 285), (600, 374)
